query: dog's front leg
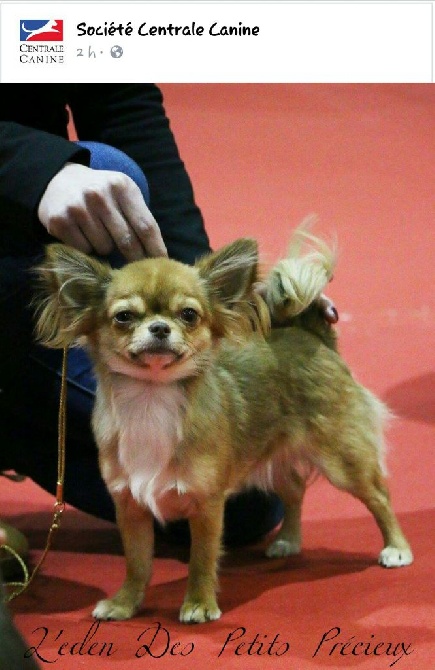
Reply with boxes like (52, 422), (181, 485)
(93, 491), (154, 621)
(179, 496), (225, 624)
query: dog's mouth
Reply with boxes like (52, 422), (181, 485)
(129, 347), (185, 370)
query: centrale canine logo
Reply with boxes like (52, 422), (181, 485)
(20, 19), (63, 41)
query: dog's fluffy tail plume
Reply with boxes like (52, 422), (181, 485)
(265, 215), (337, 323)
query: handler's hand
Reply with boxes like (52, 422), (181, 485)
(254, 282), (339, 324)
(37, 163), (167, 260)
(318, 294), (339, 324)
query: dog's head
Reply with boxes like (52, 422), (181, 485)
(35, 240), (268, 383)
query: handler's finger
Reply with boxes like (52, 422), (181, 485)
(117, 182), (167, 258)
(78, 216), (116, 257)
(85, 188), (145, 261)
(318, 294), (339, 324)
(109, 218), (144, 261)
(50, 217), (93, 255)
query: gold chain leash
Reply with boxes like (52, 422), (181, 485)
(3, 346), (68, 602)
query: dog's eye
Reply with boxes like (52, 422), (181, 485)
(179, 307), (199, 325)
(113, 311), (135, 325)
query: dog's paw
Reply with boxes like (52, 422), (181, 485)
(265, 538), (301, 558)
(93, 598), (138, 621)
(179, 600), (222, 624)
(378, 546), (413, 568)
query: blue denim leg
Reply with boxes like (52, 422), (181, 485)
(76, 140), (150, 206)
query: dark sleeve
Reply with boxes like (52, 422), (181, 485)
(68, 84), (211, 264)
(0, 580), (39, 670)
(0, 122), (90, 253)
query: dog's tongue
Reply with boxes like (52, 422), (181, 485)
(139, 352), (177, 370)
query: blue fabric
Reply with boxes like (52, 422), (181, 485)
(77, 140), (151, 206)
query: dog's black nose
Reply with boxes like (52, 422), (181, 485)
(149, 321), (171, 340)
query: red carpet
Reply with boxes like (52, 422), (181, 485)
(4, 84), (435, 669)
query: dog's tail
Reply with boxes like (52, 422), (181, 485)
(265, 215), (337, 325)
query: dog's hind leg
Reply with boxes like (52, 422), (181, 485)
(355, 473), (413, 567)
(316, 434), (413, 568)
(266, 470), (305, 558)
(93, 492), (154, 620)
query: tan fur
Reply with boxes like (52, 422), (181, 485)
(34, 230), (412, 624)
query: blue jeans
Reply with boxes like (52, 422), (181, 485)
(0, 142), (283, 545)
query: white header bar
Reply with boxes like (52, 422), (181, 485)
(0, 2), (433, 83)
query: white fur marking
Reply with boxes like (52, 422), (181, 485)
(378, 546), (413, 567)
(110, 377), (187, 522)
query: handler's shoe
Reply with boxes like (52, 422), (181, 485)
(0, 519), (29, 581)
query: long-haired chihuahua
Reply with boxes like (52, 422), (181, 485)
(35, 224), (412, 623)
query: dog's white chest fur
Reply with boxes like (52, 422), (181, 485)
(108, 377), (188, 521)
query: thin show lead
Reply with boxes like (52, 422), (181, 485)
(76, 22), (260, 37)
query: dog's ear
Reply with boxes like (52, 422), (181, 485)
(196, 239), (270, 338)
(34, 244), (112, 347)
(196, 238), (259, 305)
